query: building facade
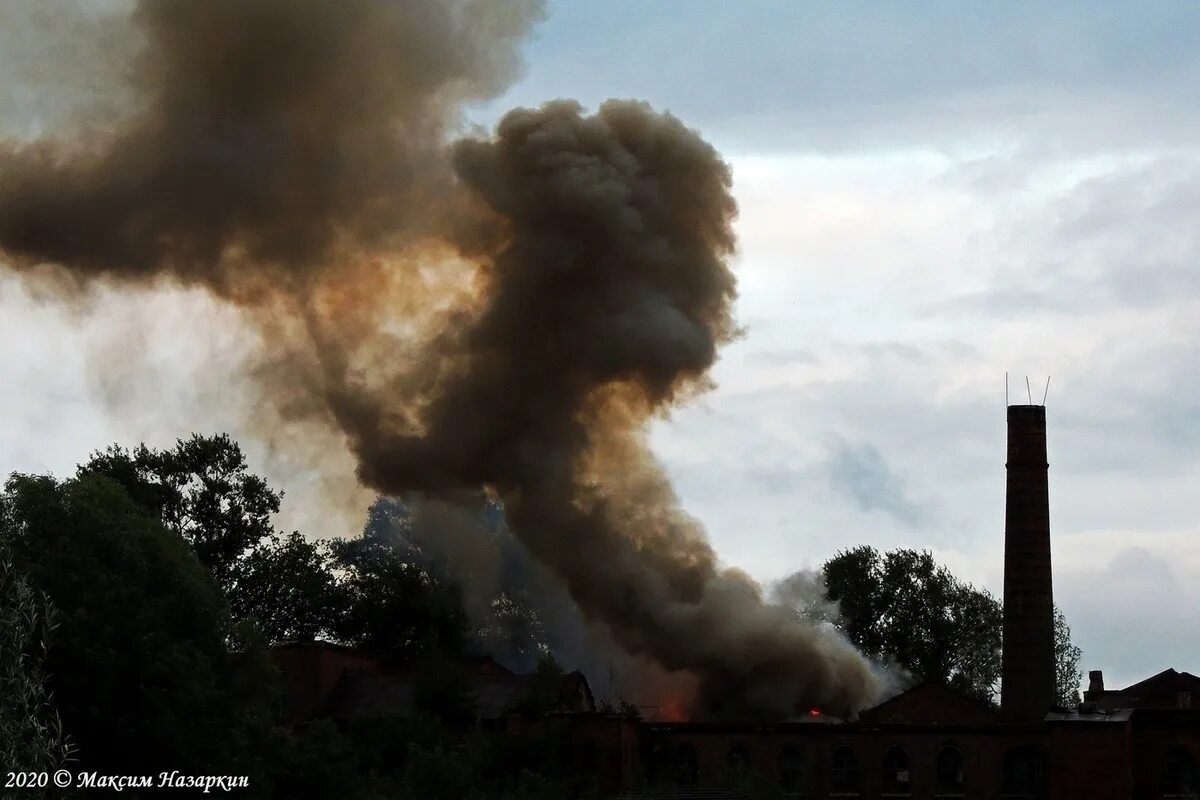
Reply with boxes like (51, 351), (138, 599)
(273, 405), (1200, 797)
(566, 405), (1198, 798)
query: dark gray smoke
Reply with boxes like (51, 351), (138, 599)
(359, 493), (568, 674)
(0, 0), (881, 719)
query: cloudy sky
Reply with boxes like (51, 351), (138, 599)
(3, 1), (1199, 691)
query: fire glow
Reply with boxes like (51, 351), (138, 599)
(0, 0), (884, 721)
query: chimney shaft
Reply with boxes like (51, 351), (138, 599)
(1001, 404), (1055, 720)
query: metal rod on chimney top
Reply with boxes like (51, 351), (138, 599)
(1043, 376), (1050, 406)
(1006, 372), (1009, 406)
(1026, 376), (1033, 405)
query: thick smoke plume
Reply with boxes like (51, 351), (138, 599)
(0, 0), (881, 718)
(367, 493), (698, 714)
(0, 0), (533, 289)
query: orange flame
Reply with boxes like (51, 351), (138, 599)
(659, 699), (687, 722)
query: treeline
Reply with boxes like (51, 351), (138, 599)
(0, 434), (586, 799)
(0, 433), (1084, 798)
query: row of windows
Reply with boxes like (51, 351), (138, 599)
(698, 743), (975, 797)
(669, 742), (1198, 797)
(676, 743), (1032, 796)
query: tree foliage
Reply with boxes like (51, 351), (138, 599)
(0, 540), (72, 779)
(514, 655), (568, 717)
(0, 473), (276, 778)
(81, 439), (482, 661)
(2, 437), (599, 798)
(79, 434), (281, 584)
(332, 543), (469, 662)
(823, 546), (1002, 701)
(822, 546), (1083, 706)
(1054, 605), (1084, 707)
(81, 435), (351, 645)
(351, 496), (555, 671)
(229, 531), (347, 643)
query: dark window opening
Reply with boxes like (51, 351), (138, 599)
(646, 741), (668, 784)
(1002, 747), (1046, 799)
(935, 745), (965, 797)
(882, 745), (911, 796)
(728, 742), (750, 773)
(676, 744), (699, 787)
(1165, 748), (1199, 799)
(832, 746), (860, 796)
(779, 744), (805, 795)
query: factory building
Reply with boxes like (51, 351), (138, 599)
(274, 404), (1200, 798)
(592, 403), (1199, 798)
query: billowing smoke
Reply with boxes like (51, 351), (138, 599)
(360, 492), (569, 673)
(0, 0), (881, 718)
(771, 569), (843, 627)
(366, 492), (698, 716)
(0, 0), (533, 288)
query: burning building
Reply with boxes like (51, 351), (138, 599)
(0, 0), (877, 725)
(271, 403), (1200, 797)
(2, 3), (1196, 795)
(567, 403), (1200, 798)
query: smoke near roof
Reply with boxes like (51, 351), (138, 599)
(0, 0), (881, 718)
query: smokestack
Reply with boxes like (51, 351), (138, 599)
(1001, 404), (1055, 720)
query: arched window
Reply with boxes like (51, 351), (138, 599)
(727, 742), (751, 772)
(935, 745), (965, 797)
(832, 746), (860, 796)
(1165, 748), (1199, 798)
(1002, 747), (1046, 799)
(779, 744), (805, 795)
(675, 744), (699, 787)
(882, 746), (911, 796)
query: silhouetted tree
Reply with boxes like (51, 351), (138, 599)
(79, 438), (539, 664)
(402, 740), (484, 800)
(80, 435), (351, 644)
(3, 440), (594, 799)
(479, 590), (551, 669)
(515, 655), (568, 716)
(272, 718), (409, 800)
(349, 496), (555, 670)
(1054, 606), (1083, 707)
(79, 434), (281, 584)
(0, 473), (276, 779)
(0, 540), (72, 780)
(331, 526), (468, 660)
(822, 546), (1083, 705)
(228, 531), (347, 642)
(823, 546), (1000, 700)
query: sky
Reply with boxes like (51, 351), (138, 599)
(2, 1), (1199, 691)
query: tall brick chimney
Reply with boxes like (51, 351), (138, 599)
(1001, 404), (1055, 721)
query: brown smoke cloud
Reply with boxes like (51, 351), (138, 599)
(0, 0), (881, 718)
(0, 0), (533, 291)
